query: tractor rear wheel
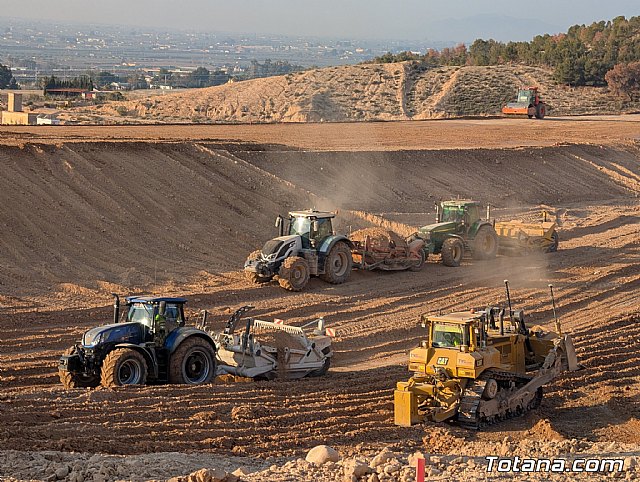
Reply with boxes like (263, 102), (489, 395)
(59, 348), (100, 389)
(320, 242), (353, 284)
(441, 238), (464, 267)
(278, 256), (310, 291)
(535, 103), (546, 119)
(101, 348), (148, 387)
(169, 337), (216, 384)
(472, 225), (498, 260)
(409, 249), (426, 271)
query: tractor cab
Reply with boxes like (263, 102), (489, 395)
(123, 296), (187, 337)
(278, 210), (335, 249)
(438, 200), (483, 233)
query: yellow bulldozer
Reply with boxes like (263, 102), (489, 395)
(394, 281), (579, 429)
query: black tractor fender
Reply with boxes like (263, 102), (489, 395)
(112, 343), (158, 378)
(165, 327), (217, 356)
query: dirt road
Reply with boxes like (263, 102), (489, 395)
(0, 115), (638, 150)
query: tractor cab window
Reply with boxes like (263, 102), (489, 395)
(163, 303), (184, 324)
(431, 322), (469, 348)
(466, 205), (480, 224)
(289, 216), (311, 237)
(312, 218), (333, 241)
(441, 206), (463, 223)
(127, 303), (154, 327)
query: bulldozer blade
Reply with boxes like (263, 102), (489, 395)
(563, 335), (580, 372)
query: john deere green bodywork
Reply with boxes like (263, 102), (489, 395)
(417, 200), (498, 266)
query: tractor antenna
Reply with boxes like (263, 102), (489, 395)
(504, 280), (513, 316)
(549, 284), (562, 335)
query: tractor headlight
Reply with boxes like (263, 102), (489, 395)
(83, 331), (103, 347)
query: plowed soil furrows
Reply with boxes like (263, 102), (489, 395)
(0, 124), (639, 460)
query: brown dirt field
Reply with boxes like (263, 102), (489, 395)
(0, 115), (639, 150)
(0, 119), (639, 479)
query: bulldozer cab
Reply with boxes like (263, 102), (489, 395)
(287, 210), (335, 249)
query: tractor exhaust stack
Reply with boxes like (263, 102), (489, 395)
(112, 293), (120, 324)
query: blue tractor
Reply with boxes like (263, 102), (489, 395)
(58, 295), (217, 388)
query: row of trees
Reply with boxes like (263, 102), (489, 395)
(372, 16), (640, 92)
(0, 63), (18, 89)
(42, 75), (93, 90)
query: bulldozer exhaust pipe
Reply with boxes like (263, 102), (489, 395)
(549, 284), (562, 335)
(112, 293), (120, 324)
(504, 280), (513, 316)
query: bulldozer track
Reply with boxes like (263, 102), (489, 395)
(458, 370), (541, 430)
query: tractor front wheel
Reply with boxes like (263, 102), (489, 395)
(101, 348), (148, 388)
(59, 347), (100, 389)
(245, 250), (272, 284)
(472, 225), (498, 260)
(169, 337), (216, 385)
(278, 256), (310, 291)
(321, 242), (353, 284)
(441, 238), (464, 267)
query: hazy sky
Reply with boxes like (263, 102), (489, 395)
(2, 0), (638, 41)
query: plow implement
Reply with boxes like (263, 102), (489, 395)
(213, 307), (333, 379)
(495, 213), (558, 255)
(350, 228), (425, 272)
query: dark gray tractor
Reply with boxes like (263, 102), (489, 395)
(244, 209), (353, 291)
(58, 295), (216, 388)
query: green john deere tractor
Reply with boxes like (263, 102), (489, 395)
(417, 200), (498, 267)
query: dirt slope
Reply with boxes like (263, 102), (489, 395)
(68, 63), (640, 124)
(0, 141), (639, 302)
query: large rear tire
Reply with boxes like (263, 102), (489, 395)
(535, 103), (546, 119)
(278, 256), (310, 291)
(59, 348), (100, 389)
(169, 337), (216, 385)
(471, 225), (498, 260)
(320, 242), (353, 284)
(441, 238), (464, 267)
(101, 348), (148, 388)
